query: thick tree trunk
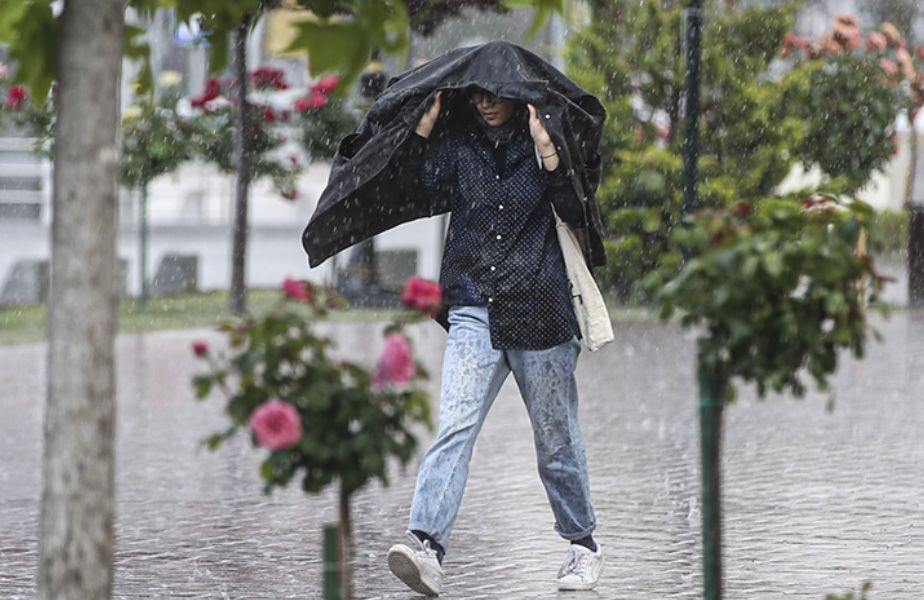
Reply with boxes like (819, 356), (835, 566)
(229, 16), (251, 315)
(39, 1), (124, 599)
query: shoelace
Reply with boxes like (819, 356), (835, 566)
(559, 546), (589, 577)
(406, 531), (437, 558)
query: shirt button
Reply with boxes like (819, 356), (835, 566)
(496, 234), (502, 240)
(488, 297), (494, 303)
(495, 175), (500, 180)
(490, 266), (496, 271)
(498, 204), (504, 210)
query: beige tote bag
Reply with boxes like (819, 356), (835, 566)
(551, 207), (615, 352)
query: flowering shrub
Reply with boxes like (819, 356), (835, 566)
(185, 72), (299, 199)
(780, 15), (923, 195)
(647, 197), (887, 401)
(120, 72), (194, 190)
(191, 276), (440, 496)
(0, 62), (55, 152)
(293, 75), (359, 161)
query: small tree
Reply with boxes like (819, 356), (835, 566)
(566, 0), (802, 303)
(647, 196), (887, 599)
(293, 75), (360, 162)
(192, 277), (441, 599)
(120, 72), (195, 305)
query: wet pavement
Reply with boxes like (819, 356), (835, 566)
(1, 312), (923, 599)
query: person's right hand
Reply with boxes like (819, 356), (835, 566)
(415, 90), (442, 139)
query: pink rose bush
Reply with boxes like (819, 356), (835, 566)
(191, 276), (436, 501)
(373, 333), (416, 388)
(249, 399), (303, 450)
(400, 277), (443, 316)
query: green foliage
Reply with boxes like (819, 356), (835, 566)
(0, 70), (55, 152)
(192, 282), (434, 496)
(649, 197), (886, 401)
(825, 581), (872, 600)
(868, 208), (908, 258)
(782, 56), (908, 196)
(566, 0), (802, 303)
(0, 0), (57, 103)
(120, 79), (193, 189)
(295, 99), (359, 161)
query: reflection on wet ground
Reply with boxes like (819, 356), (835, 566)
(1, 312), (922, 598)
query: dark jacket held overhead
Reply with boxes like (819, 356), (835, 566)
(301, 40), (608, 269)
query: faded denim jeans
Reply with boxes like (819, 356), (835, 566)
(408, 306), (596, 550)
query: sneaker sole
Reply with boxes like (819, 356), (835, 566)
(557, 579), (599, 591)
(387, 547), (440, 596)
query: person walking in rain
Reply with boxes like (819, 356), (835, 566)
(302, 41), (609, 596)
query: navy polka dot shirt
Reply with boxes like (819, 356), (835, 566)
(404, 119), (582, 350)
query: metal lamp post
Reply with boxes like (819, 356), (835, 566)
(682, 1), (724, 599)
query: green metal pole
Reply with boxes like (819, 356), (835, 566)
(139, 184), (149, 309)
(699, 361), (724, 600)
(323, 524), (341, 600)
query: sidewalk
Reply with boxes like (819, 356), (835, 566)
(1, 313), (922, 598)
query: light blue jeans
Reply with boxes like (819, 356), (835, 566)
(408, 306), (596, 551)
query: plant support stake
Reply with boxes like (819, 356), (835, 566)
(699, 361), (724, 600)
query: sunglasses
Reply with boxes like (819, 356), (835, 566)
(468, 90), (502, 106)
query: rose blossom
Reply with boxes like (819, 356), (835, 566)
(4, 86), (27, 110)
(282, 277), (312, 302)
(400, 277), (443, 316)
(867, 32), (888, 53)
(190, 78), (222, 109)
(310, 75), (340, 96)
(372, 333), (415, 388)
(192, 341), (209, 356)
(249, 399), (302, 450)
(295, 94), (328, 111)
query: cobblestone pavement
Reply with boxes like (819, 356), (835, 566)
(1, 312), (922, 599)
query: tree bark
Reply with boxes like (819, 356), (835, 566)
(229, 16), (251, 315)
(39, 1), (124, 598)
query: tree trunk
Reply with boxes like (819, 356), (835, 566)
(339, 483), (353, 600)
(139, 184), (149, 308)
(229, 16), (251, 315)
(906, 110), (924, 306)
(39, 1), (124, 599)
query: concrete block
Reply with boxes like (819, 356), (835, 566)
(0, 259), (49, 307)
(151, 253), (198, 296)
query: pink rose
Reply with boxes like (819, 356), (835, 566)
(295, 94), (328, 111)
(310, 75), (340, 96)
(867, 32), (888, 53)
(400, 277), (443, 316)
(372, 333), (415, 388)
(881, 58), (898, 76)
(192, 341), (209, 356)
(249, 399), (303, 450)
(282, 277), (312, 302)
(4, 86), (27, 110)
(882, 22), (903, 49)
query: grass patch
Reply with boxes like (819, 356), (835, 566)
(0, 289), (401, 346)
(0, 289), (661, 346)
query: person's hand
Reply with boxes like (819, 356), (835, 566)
(415, 90), (443, 139)
(528, 104), (559, 170)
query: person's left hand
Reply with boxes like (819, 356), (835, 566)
(527, 104), (553, 147)
(528, 104), (559, 170)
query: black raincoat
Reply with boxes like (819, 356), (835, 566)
(301, 40), (608, 268)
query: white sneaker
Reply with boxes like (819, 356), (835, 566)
(557, 543), (604, 591)
(387, 531), (444, 596)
